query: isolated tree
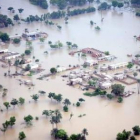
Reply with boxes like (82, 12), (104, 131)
(8, 7), (13, 12)
(3, 102), (10, 110)
(50, 67), (57, 74)
(63, 98), (71, 107)
(112, 1), (118, 9)
(19, 97), (25, 105)
(82, 128), (88, 139)
(9, 116), (16, 127)
(79, 98), (85, 102)
(13, 14), (20, 22)
(19, 131), (26, 140)
(39, 37), (45, 43)
(10, 98), (18, 108)
(132, 126), (140, 135)
(18, 8), (24, 14)
(48, 92), (55, 101)
(127, 62), (134, 69)
(42, 110), (50, 117)
(111, 84), (125, 96)
(133, 72), (138, 78)
(31, 94), (39, 101)
(53, 94), (63, 103)
(0, 121), (9, 133)
(116, 130), (131, 140)
(24, 115), (33, 125)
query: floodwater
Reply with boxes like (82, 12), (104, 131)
(0, 0), (140, 140)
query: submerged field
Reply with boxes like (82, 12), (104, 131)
(0, 0), (140, 140)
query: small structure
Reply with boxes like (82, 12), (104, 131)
(69, 74), (77, 79)
(100, 73), (114, 81)
(0, 49), (8, 54)
(114, 73), (126, 80)
(84, 59), (98, 66)
(10, 35), (22, 40)
(108, 62), (128, 70)
(99, 81), (112, 89)
(98, 55), (116, 61)
(2, 52), (20, 60)
(22, 31), (48, 40)
(22, 63), (39, 70)
(100, 66), (108, 71)
(57, 67), (67, 72)
(24, 80), (34, 86)
(70, 78), (82, 85)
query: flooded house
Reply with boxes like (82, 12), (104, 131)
(22, 31), (48, 40)
(10, 35), (22, 40)
(57, 66), (67, 72)
(100, 73), (114, 81)
(22, 63), (39, 70)
(69, 78), (82, 85)
(0, 49), (8, 54)
(100, 65), (108, 71)
(84, 59), (98, 66)
(108, 62), (128, 70)
(82, 48), (103, 57)
(114, 73), (126, 80)
(2, 52), (20, 60)
(98, 55), (116, 61)
(99, 81), (112, 89)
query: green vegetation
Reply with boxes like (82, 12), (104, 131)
(116, 130), (131, 140)
(13, 38), (21, 44)
(127, 62), (134, 69)
(13, 14), (20, 22)
(24, 115), (33, 125)
(31, 94), (39, 101)
(132, 126), (140, 135)
(0, 14), (13, 27)
(50, 67), (57, 74)
(19, 97), (25, 105)
(104, 51), (110, 55)
(25, 49), (31, 55)
(10, 98), (19, 108)
(24, 64), (31, 71)
(117, 97), (123, 103)
(19, 131), (26, 140)
(3, 102), (10, 110)
(0, 32), (10, 42)
(111, 84), (125, 96)
(98, 2), (111, 10)
(131, 0), (140, 5)
(136, 11), (140, 17)
(29, 0), (48, 9)
(95, 26), (100, 30)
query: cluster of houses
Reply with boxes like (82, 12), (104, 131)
(22, 31), (48, 40)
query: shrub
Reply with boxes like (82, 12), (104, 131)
(13, 38), (20, 44)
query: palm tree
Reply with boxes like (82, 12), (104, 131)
(8, 60), (11, 75)
(82, 128), (88, 139)
(14, 59), (19, 74)
(63, 98), (71, 107)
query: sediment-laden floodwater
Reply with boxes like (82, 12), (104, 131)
(0, 0), (140, 140)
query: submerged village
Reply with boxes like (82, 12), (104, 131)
(0, 0), (140, 140)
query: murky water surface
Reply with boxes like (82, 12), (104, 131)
(0, 0), (140, 140)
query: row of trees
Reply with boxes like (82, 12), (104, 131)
(116, 125), (140, 140)
(29, 0), (48, 9)
(68, 7), (96, 16)
(3, 97), (25, 110)
(50, 0), (94, 9)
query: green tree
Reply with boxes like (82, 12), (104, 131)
(48, 92), (55, 101)
(63, 98), (71, 107)
(130, 136), (137, 140)
(127, 62), (134, 69)
(19, 131), (26, 140)
(50, 67), (57, 74)
(42, 110), (51, 117)
(133, 72), (138, 78)
(79, 98), (85, 102)
(19, 97), (25, 105)
(76, 102), (81, 107)
(25, 49), (31, 55)
(3, 102), (10, 110)
(112, 1), (118, 8)
(10, 98), (19, 108)
(0, 121), (10, 133)
(18, 8), (24, 14)
(13, 38), (20, 44)
(116, 130), (131, 140)
(13, 14), (20, 22)
(118, 3), (124, 8)
(9, 116), (16, 127)
(24, 115), (33, 125)
(0, 32), (10, 42)
(53, 94), (63, 103)
(39, 37), (45, 43)
(31, 94), (39, 101)
(14, 59), (19, 74)
(111, 84), (125, 96)
(63, 106), (68, 112)
(81, 128), (88, 139)
(56, 129), (68, 139)
(8, 7), (13, 12)
(132, 126), (140, 135)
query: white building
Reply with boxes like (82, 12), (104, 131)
(70, 78), (82, 85)
(100, 73), (114, 81)
(0, 49), (8, 53)
(2, 52), (20, 60)
(99, 82), (112, 89)
(57, 67), (67, 72)
(84, 59), (98, 66)
(108, 62), (128, 70)
(114, 73), (126, 80)
(22, 63), (39, 70)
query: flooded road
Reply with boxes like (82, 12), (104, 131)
(0, 0), (140, 140)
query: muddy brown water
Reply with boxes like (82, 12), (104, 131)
(0, 0), (140, 140)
